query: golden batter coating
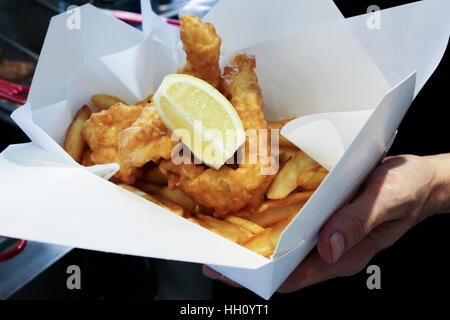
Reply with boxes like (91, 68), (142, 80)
(178, 14), (222, 89)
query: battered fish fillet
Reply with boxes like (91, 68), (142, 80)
(178, 14), (222, 88)
(160, 53), (275, 218)
(112, 15), (222, 172)
(81, 103), (144, 184)
(118, 103), (174, 168)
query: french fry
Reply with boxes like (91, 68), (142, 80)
(267, 150), (320, 199)
(267, 118), (296, 149)
(136, 93), (154, 106)
(141, 166), (168, 185)
(135, 181), (195, 213)
(278, 147), (298, 165)
(188, 217), (238, 243)
(257, 191), (313, 213)
(188, 217), (201, 226)
(243, 214), (295, 257)
(63, 105), (91, 163)
(233, 209), (252, 218)
(224, 216), (265, 234)
(158, 187), (196, 212)
(152, 193), (187, 217)
(91, 94), (126, 110)
(119, 183), (162, 204)
(134, 180), (162, 194)
(194, 213), (253, 244)
(247, 202), (304, 227)
(297, 169), (328, 190)
(118, 184), (184, 216)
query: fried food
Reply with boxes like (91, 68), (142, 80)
(141, 166), (168, 185)
(224, 216), (265, 234)
(118, 104), (174, 169)
(119, 184), (184, 216)
(81, 103), (144, 184)
(188, 217), (239, 243)
(91, 94), (126, 111)
(64, 105), (91, 163)
(194, 213), (253, 244)
(161, 53), (275, 218)
(157, 187), (196, 212)
(134, 180), (162, 194)
(178, 14), (222, 88)
(267, 119), (297, 149)
(63, 15), (330, 258)
(278, 147), (297, 164)
(246, 201), (305, 228)
(243, 214), (295, 257)
(256, 191), (313, 213)
(81, 147), (95, 166)
(297, 167), (328, 191)
(267, 150), (320, 199)
(136, 93), (154, 106)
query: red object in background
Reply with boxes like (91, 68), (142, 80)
(108, 10), (180, 27)
(0, 78), (29, 105)
(0, 238), (27, 262)
(0, 12), (179, 106)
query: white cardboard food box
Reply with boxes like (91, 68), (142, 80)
(0, 0), (448, 299)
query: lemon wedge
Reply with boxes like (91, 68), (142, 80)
(153, 74), (245, 169)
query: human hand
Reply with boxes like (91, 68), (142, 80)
(277, 154), (440, 293)
(203, 154), (450, 293)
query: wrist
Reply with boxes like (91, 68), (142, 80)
(422, 154), (450, 217)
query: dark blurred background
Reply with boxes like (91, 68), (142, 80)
(0, 0), (448, 303)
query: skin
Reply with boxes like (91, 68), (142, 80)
(202, 153), (450, 292)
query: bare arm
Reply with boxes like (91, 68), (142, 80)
(423, 153), (450, 215)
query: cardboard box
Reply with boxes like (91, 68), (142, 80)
(0, 0), (448, 299)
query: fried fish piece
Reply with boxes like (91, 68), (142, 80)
(118, 103), (174, 168)
(178, 14), (222, 88)
(81, 103), (144, 184)
(161, 53), (275, 218)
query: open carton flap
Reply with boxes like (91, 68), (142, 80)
(28, 4), (144, 110)
(347, 0), (450, 97)
(243, 19), (390, 120)
(281, 110), (374, 170)
(0, 143), (270, 269)
(273, 0), (449, 256)
(275, 72), (416, 258)
(204, 0), (345, 56)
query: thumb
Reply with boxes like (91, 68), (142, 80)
(317, 185), (385, 264)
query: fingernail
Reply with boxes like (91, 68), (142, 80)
(330, 232), (345, 263)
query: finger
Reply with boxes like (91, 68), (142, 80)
(279, 218), (412, 294)
(318, 156), (419, 263)
(278, 234), (378, 293)
(202, 265), (242, 288)
(317, 179), (391, 264)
